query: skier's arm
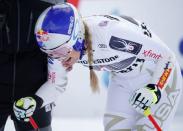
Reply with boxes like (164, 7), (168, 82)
(150, 51), (175, 91)
(130, 47), (176, 114)
(13, 53), (68, 123)
(36, 57), (68, 107)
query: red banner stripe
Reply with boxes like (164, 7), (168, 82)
(67, 0), (80, 8)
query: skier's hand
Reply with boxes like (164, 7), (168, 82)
(13, 95), (43, 122)
(129, 84), (161, 114)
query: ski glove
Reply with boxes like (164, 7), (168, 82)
(13, 95), (43, 122)
(129, 84), (161, 114)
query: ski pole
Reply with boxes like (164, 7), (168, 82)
(30, 116), (39, 130)
(144, 61), (173, 131)
(144, 108), (162, 131)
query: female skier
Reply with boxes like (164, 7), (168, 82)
(14, 3), (182, 131)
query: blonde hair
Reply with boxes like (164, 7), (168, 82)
(84, 22), (100, 93)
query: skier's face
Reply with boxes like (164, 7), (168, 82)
(47, 44), (80, 67)
(62, 49), (81, 68)
(46, 41), (81, 71)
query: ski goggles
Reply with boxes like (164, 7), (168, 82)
(45, 43), (73, 59)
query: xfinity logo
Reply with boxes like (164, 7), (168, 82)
(143, 50), (162, 59)
(78, 55), (119, 64)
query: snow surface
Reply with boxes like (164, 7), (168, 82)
(4, 116), (183, 131)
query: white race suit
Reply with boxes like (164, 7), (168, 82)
(36, 15), (183, 131)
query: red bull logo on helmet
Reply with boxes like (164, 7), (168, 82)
(36, 29), (50, 48)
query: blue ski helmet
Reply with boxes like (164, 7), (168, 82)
(35, 3), (85, 54)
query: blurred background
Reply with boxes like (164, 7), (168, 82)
(5, 0), (183, 130)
